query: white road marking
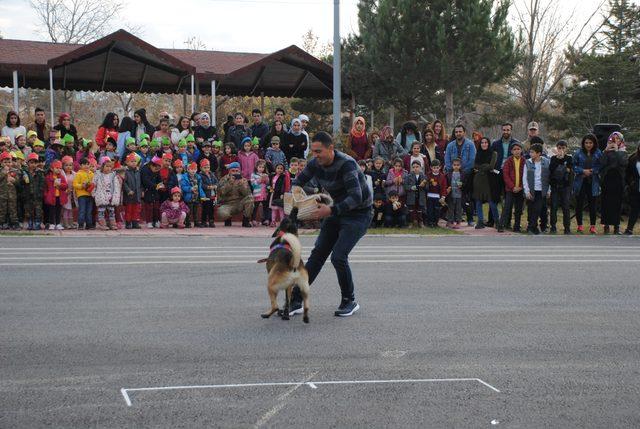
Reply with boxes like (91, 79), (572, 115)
(121, 377), (500, 407)
(253, 372), (318, 428)
(2, 259), (639, 267)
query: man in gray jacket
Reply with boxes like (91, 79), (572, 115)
(522, 143), (550, 235)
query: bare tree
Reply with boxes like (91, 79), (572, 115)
(30, 0), (124, 44)
(184, 36), (207, 51)
(301, 29), (332, 60)
(508, 0), (609, 123)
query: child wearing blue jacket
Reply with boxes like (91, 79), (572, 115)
(182, 161), (204, 227)
(199, 158), (218, 227)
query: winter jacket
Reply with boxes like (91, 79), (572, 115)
(0, 168), (20, 200)
(21, 168), (45, 201)
(502, 156), (525, 193)
(95, 126), (117, 149)
(194, 125), (219, 144)
(251, 172), (269, 202)
(472, 151), (498, 202)
(403, 154), (429, 174)
(219, 154), (238, 177)
(344, 133), (372, 161)
(250, 122), (270, 146)
(282, 132), (307, 161)
(373, 139), (407, 164)
(122, 167), (142, 204)
(599, 149), (628, 191)
(53, 124), (78, 142)
(180, 172), (203, 203)
(269, 172), (291, 207)
(137, 150), (153, 167)
(426, 172), (448, 198)
(27, 121), (52, 142)
(549, 155), (574, 188)
(44, 172), (68, 206)
(523, 157), (551, 198)
(73, 169), (94, 198)
(171, 128), (191, 146)
(490, 138), (520, 171)
(218, 173), (251, 204)
(196, 151), (218, 174)
(92, 171), (122, 206)
(225, 125), (252, 151)
(404, 172), (427, 207)
(626, 152), (640, 195)
(265, 148), (287, 172)
(385, 168), (408, 198)
(573, 149), (602, 196)
(199, 171), (218, 200)
(74, 150), (96, 171)
(369, 167), (387, 197)
(140, 163), (162, 203)
(238, 150), (260, 180)
(444, 138), (476, 173)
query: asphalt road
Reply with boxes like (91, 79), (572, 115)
(1, 235), (639, 428)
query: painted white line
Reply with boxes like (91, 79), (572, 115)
(121, 377), (500, 407)
(3, 259), (640, 267)
(253, 372), (318, 428)
(120, 388), (132, 407)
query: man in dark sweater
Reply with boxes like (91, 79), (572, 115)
(290, 132), (373, 317)
(549, 140), (573, 234)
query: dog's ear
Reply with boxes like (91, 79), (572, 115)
(289, 207), (299, 223)
(271, 227), (280, 237)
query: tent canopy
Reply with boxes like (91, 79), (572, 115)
(0, 29), (341, 98)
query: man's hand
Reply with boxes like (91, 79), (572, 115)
(583, 169), (592, 177)
(513, 186), (522, 193)
(311, 203), (332, 220)
(526, 192), (533, 200)
(128, 190), (134, 196)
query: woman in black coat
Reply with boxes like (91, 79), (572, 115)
(600, 133), (628, 234)
(282, 118), (307, 161)
(624, 145), (640, 235)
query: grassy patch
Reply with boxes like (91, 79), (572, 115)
(366, 226), (461, 235)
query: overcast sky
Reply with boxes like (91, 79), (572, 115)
(0, 0), (620, 54)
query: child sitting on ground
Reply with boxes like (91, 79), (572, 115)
(160, 187), (189, 228)
(371, 193), (386, 228)
(384, 190), (407, 227)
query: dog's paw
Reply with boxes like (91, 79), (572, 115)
(303, 315), (309, 324)
(261, 313), (271, 319)
(281, 314), (290, 321)
(276, 309), (284, 317)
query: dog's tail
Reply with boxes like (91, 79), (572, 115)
(281, 232), (301, 269)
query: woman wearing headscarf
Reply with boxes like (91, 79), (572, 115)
(53, 113), (78, 142)
(395, 121), (421, 152)
(472, 137), (499, 229)
(344, 116), (371, 161)
(373, 125), (407, 166)
(133, 108), (156, 142)
(282, 118), (307, 161)
(600, 132), (628, 234)
(193, 112), (218, 146)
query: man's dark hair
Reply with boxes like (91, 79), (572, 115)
(411, 160), (422, 167)
(35, 107), (44, 114)
(388, 190), (399, 198)
(530, 143), (543, 154)
(251, 108), (261, 115)
(275, 108), (285, 115)
(502, 122), (513, 129)
(311, 131), (333, 147)
(357, 159), (367, 167)
(555, 140), (568, 148)
(430, 159), (441, 167)
(454, 124), (466, 132)
(530, 136), (544, 145)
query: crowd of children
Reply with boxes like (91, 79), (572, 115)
(1, 109), (639, 235)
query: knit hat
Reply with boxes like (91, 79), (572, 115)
(171, 186), (182, 195)
(200, 112), (210, 121)
(125, 152), (138, 163)
(0, 152), (12, 161)
(178, 139), (187, 148)
(62, 133), (75, 144)
(226, 161), (240, 170)
(212, 140), (223, 148)
(89, 158), (98, 167)
(13, 151), (25, 161)
(33, 139), (45, 148)
(188, 161), (198, 171)
(298, 114), (309, 122)
(185, 134), (195, 143)
(99, 156), (112, 166)
(81, 138), (92, 148)
(139, 139), (149, 147)
(162, 153), (173, 160)
(173, 159), (184, 168)
(511, 141), (523, 149)
(50, 159), (62, 169)
(125, 136), (136, 146)
(27, 130), (38, 139)
(106, 131), (119, 142)
(51, 139), (63, 147)
(151, 156), (163, 166)
(241, 137), (252, 146)
(61, 155), (73, 164)
(270, 136), (280, 144)
(161, 136), (171, 146)
(27, 153), (39, 161)
(140, 133), (150, 141)
(150, 138), (161, 149)
(202, 140), (212, 147)
(251, 137), (260, 147)
(199, 158), (210, 167)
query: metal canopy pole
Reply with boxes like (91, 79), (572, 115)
(211, 80), (216, 127)
(332, 0), (341, 136)
(49, 68), (55, 126)
(190, 75), (195, 114)
(12, 70), (19, 113)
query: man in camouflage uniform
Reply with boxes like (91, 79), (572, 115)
(216, 162), (254, 227)
(22, 153), (45, 230)
(0, 151), (21, 229)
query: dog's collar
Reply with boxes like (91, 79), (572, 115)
(270, 242), (292, 253)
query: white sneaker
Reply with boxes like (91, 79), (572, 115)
(56, 224), (64, 230)
(153, 222), (160, 228)
(48, 224), (55, 230)
(146, 222), (153, 228)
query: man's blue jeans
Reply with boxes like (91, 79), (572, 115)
(292, 208), (372, 304)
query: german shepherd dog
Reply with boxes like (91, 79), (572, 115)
(259, 208), (310, 323)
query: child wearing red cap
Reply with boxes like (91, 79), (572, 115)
(199, 158), (217, 227)
(160, 187), (189, 228)
(168, 159), (184, 192)
(183, 161), (203, 227)
(122, 153), (142, 229)
(44, 159), (68, 230)
(159, 153), (174, 202)
(92, 157), (122, 230)
(61, 155), (76, 229)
